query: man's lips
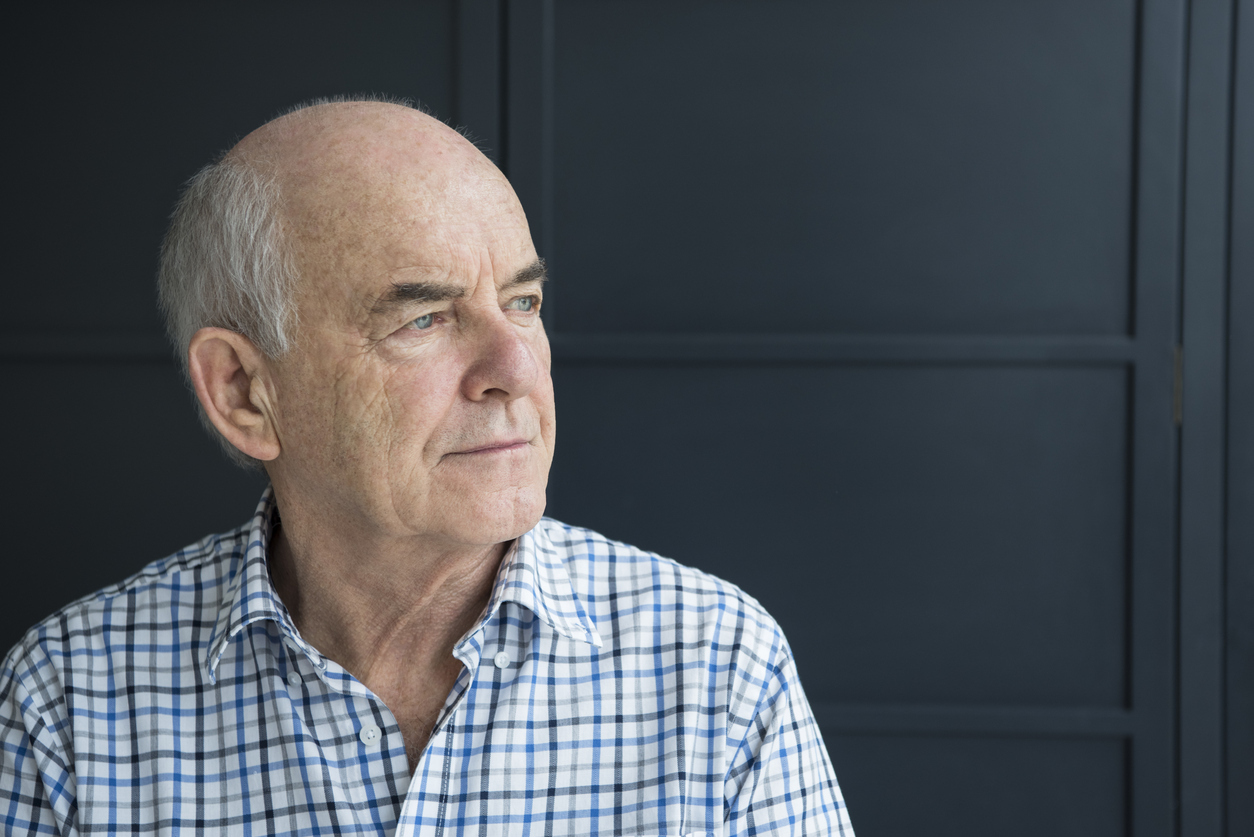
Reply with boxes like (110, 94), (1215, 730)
(450, 439), (530, 455)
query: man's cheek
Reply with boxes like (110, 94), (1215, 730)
(329, 355), (391, 420)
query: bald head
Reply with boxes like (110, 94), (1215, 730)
(227, 103), (531, 345)
(231, 101), (495, 190)
(231, 102), (516, 284)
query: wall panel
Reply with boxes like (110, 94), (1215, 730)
(552, 0), (1136, 335)
(547, 363), (1129, 706)
(825, 734), (1127, 837)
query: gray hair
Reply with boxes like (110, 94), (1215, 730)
(157, 156), (296, 470)
(158, 94), (424, 469)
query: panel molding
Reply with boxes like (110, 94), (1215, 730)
(1128, 0), (1190, 834)
(551, 333), (1136, 364)
(1224, 3), (1254, 834)
(1179, 0), (1237, 834)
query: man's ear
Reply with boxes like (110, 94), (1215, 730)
(187, 327), (281, 462)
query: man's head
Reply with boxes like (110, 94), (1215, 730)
(158, 99), (555, 551)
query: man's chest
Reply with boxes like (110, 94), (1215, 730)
(393, 679), (729, 837)
(69, 652), (730, 836)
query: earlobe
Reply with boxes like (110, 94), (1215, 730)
(187, 328), (281, 461)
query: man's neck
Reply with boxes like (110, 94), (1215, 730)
(266, 506), (508, 691)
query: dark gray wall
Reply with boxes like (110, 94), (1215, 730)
(1225, 2), (1254, 833)
(2, 2), (1247, 836)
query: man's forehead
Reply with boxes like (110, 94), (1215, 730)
(281, 156), (507, 246)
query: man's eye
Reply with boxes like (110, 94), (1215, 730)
(507, 296), (538, 312)
(408, 313), (435, 330)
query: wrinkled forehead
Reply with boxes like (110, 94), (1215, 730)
(284, 148), (522, 258)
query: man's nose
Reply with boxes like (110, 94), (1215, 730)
(460, 314), (542, 402)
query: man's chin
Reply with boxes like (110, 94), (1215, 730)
(429, 489), (547, 548)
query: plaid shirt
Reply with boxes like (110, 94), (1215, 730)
(2, 489), (853, 836)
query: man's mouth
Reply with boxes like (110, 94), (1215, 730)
(452, 439), (530, 455)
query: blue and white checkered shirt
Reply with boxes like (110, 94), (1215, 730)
(2, 489), (853, 835)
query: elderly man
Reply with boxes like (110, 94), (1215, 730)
(0, 99), (853, 836)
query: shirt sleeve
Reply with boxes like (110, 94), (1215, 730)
(1, 644), (77, 836)
(724, 646), (855, 837)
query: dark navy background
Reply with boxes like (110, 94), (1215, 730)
(2, 2), (1249, 836)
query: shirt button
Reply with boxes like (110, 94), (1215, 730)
(493, 651), (510, 669)
(359, 723), (382, 747)
(287, 671), (301, 689)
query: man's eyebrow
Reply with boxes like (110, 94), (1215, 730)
(369, 259), (547, 317)
(370, 281), (466, 316)
(504, 258), (548, 289)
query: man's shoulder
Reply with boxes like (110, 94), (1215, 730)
(536, 517), (787, 654)
(2, 524), (250, 678)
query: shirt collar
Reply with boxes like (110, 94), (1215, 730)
(482, 521), (603, 649)
(205, 487), (297, 683)
(206, 491), (602, 682)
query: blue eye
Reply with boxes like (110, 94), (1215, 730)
(508, 296), (536, 312)
(410, 313), (435, 330)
